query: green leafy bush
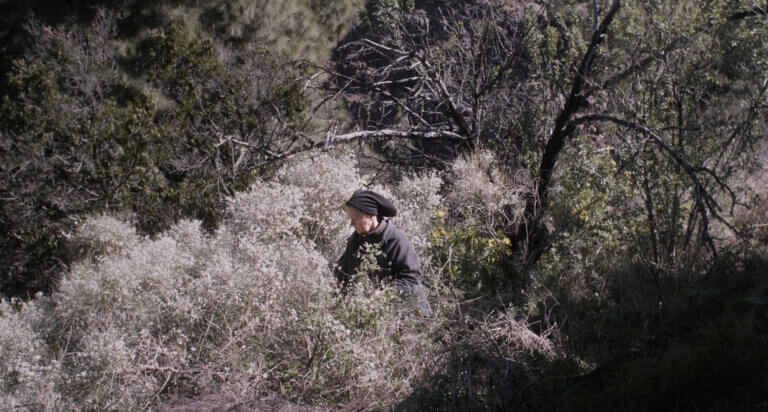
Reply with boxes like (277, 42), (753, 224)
(0, 13), (167, 295)
(0, 13), (310, 297)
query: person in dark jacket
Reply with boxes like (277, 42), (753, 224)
(334, 189), (431, 316)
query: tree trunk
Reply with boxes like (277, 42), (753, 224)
(507, 0), (622, 271)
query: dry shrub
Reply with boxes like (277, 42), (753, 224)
(444, 149), (529, 227)
(0, 299), (61, 409)
(388, 171), (444, 256)
(71, 214), (141, 258)
(274, 152), (364, 257)
(0, 151), (559, 409)
(401, 308), (564, 410)
(733, 142), (768, 243)
(480, 313), (558, 361)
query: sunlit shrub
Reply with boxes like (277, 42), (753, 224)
(0, 151), (566, 409)
(0, 299), (60, 409)
(444, 149), (526, 225)
(274, 152), (364, 257)
(0, 152), (464, 407)
(389, 171), (443, 256)
(70, 214), (141, 259)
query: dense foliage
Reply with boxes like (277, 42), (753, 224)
(328, 0), (767, 269)
(1, 0), (767, 410)
(0, 153), (542, 409)
(0, 12), (311, 295)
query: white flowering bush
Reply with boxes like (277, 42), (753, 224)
(274, 152), (364, 258)
(70, 214), (141, 259)
(0, 299), (60, 410)
(388, 172), (443, 256)
(444, 149), (528, 225)
(0, 150), (558, 409)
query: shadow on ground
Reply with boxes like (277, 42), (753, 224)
(396, 256), (768, 411)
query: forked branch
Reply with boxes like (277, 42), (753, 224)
(573, 114), (740, 259)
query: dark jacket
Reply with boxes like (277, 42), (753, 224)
(334, 219), (422, 292)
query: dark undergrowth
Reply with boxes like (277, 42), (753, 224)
(398, 253), (768, 411)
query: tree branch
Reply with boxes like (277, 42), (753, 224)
(572, 113), (741, 259)
(534, 0), (621, 209)
(219, 128), (467, 163)
(505, 0), (622, 269)
(727, 4), (767, 20)
(332, 128), (467, 142)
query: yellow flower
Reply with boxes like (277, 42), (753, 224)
(437, 210), (446, 218)
(503, 237), (511, 245)
(440, 228), (448, 236)
(432, 231), (440, 239)
(506, 249), (512, 256)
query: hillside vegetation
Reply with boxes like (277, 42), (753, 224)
(1, 0), (363, 295)
(1, 0), (767, 410)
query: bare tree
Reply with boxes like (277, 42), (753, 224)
(320, 1), (534, 166)
(318, 0), (768, 274)
(316, 0), (630, 268)
(253, 0), (768, 280)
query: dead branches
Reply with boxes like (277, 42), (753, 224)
(573, 114), (740, 259)
(323, 1), (532, 161)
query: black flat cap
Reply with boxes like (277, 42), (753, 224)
(345, 189), (397, 218)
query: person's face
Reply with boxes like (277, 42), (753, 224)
(345, 206), (378, 234)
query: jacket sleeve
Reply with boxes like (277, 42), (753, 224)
(334, 235), (357, 286)
(384, 230), (422, 293)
